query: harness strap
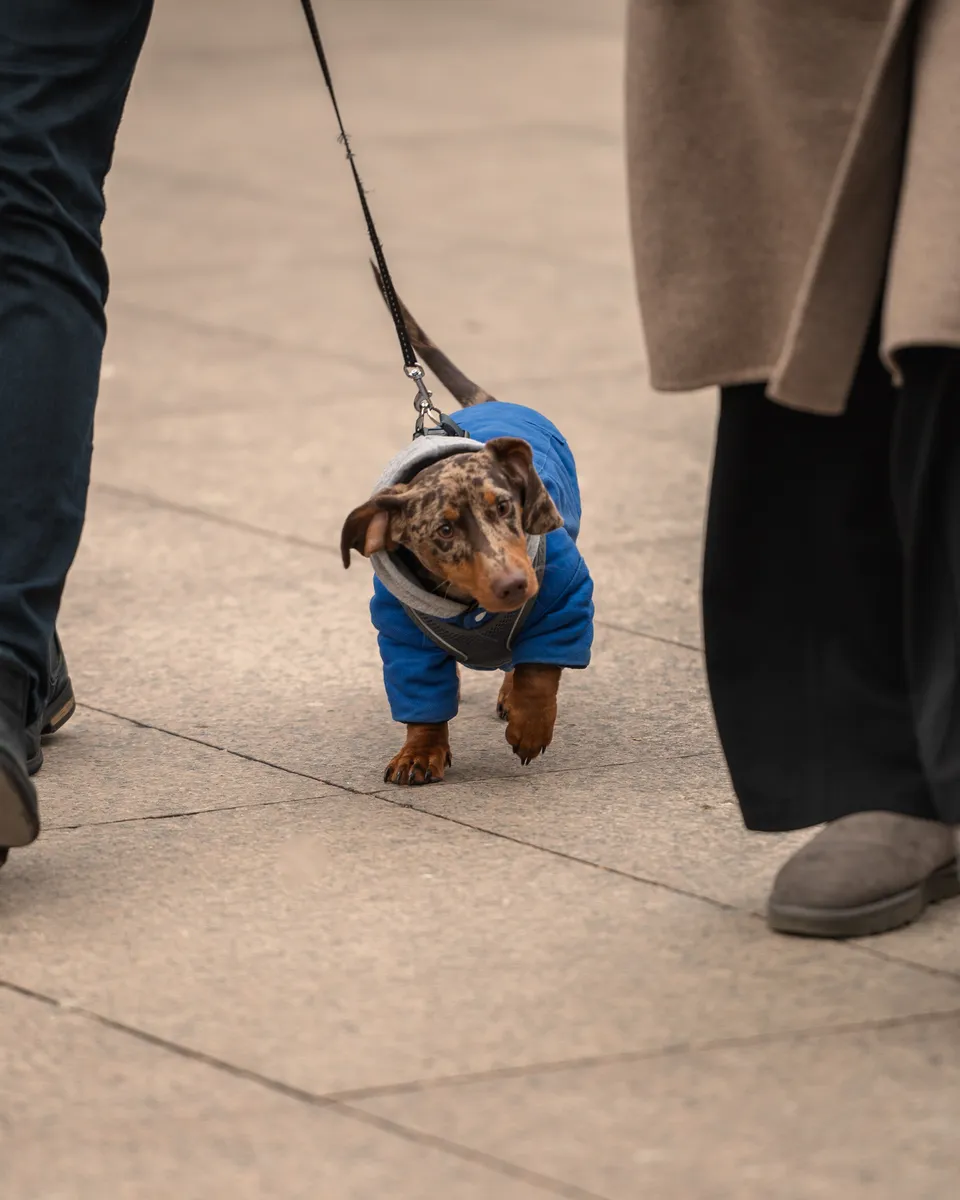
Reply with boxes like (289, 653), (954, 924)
(401, 538), (548, 669)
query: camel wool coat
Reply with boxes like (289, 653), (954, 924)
(625, 0), (960, 414)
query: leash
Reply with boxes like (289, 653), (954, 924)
(297, 0), (465, 440)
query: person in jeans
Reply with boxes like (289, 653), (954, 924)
(0, 2), (154, 862)
(626, 0), (960, 936)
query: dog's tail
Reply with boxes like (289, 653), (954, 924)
(370, 262), (495, 408)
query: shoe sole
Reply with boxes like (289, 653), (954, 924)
(25, 678), (78, 777)
(768, 859), (960, 938)
(0, 746), (40, 848)
(42, 678), (76, 737)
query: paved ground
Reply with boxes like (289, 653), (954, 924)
(3, 2), (960, 1196)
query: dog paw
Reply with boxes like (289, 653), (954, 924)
(384, 745), (452, 787)
(504, 713), (555, 767)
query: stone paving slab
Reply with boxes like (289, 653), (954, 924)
(39, 708), (330, 830)
(62, 493), (714, 792)
(107, 127), (631, 276)
(2, 800), (958, 1101)
(356, 1014), (960, 1200)
(108, 0), (637, 385)
(91, 331), (710, 651)
(375, 756), (807, 915)
(389, 755), (960, 977)
(4, 0), (960, 1196)
(0, 989), (549, 1200)
(111, 242), (642, 397)
(122, 2), (624, 180)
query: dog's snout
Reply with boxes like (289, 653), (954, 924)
(491, 572), (530, 608)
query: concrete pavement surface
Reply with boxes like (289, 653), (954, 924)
(2, 2), (959, 1197)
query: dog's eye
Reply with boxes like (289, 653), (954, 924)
(437, 522), (454, 539)
(496, 498), (512, 517)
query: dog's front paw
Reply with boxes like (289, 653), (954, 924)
(384, 723), (452, 786)
(504, 710), (556, 767)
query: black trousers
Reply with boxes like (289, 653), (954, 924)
(0, 1), (152, 716)
(703, 343), (960, 831)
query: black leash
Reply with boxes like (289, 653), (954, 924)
(298, 0), (465, 438)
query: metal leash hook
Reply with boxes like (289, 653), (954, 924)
(407, 363), (438, 436)
(406, 362), (433, 414)
(407, 362), (467, 438)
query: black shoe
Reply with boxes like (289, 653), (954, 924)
(25, 631), (76, 776)
(0, 663), (40, 853)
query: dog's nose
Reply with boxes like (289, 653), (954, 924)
(491, 573), (529, 608)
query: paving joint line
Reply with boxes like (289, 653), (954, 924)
(381, 800), (960, 989)
(842, 938), (960, 985)
(376, 793), (741, 913)
(109, 298), (646, 390)
(323, 1003), (960, 1103)
(87, 498), (706, 661)
(384, 753), (707, 787)
(44, 793), (335, 834)
(2, 972), (958, 1196)
(92, 492), (711, 670)
(111, 298), (386, 370)
(75, 701), (706, 793)
(116, 121), (625, 209)
(76, 702), (369, 796)
(0, 977), (609, 1200)
(594, 619), (702, 654)
(74, 703), (960, 993)
(75, 705), (739, 908)
(323, 1105), (612, 1200)
(91, 483), (342, 557)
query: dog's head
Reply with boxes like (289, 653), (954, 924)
(341, 437), (563, 613)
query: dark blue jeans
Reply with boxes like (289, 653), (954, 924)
(0, 1), (152, 717)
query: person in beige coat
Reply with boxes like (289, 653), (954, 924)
(626, 0), (960, 937)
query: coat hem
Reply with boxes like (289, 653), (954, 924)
(509, 655), (591, 670)
(648, 364), (850, 416)
(648, 365), (771, 395)
(885, 330), (960, 383)
(390, 710), (458, 726)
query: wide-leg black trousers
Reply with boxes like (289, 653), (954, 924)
(703, 342), (960, 831)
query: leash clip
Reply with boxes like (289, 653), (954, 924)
(406, 363), (435, 419)
(407, 363), (466, 439)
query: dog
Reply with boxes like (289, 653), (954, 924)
(341, 278), (594, 786)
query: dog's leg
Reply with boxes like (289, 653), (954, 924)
(502, 665), (562, 765)
(496, 670), (514, 720)
(385, 722), (452, 786)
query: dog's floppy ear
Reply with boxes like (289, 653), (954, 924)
(485, 437), (563, 535)
(340, 489), (407, 567)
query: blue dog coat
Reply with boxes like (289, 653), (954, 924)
(369, 402), (594, 725)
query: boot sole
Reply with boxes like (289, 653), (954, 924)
(25, 678), (78, 777)
(0, 746), (40, 848)
(768, 859), (960, 938)
(42, 678), (76, 737)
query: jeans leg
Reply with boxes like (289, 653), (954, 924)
(0, 0), (152, 715)
(703, 346), (935, 831)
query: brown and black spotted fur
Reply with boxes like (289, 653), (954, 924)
(340, 269), (566, 786)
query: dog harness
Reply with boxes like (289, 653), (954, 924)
(369, 431), (545, 670)
(401, 538), (547, 669)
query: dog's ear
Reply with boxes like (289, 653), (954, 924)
(485, 437), (563, 535)
(340, 490), (407, 567)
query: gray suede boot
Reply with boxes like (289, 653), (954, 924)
(767, 812), (959, 938)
